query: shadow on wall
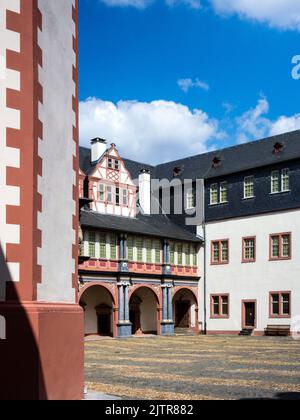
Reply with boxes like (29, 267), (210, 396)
(0, 244), (47, 400)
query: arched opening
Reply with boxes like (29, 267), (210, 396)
(129, 287), (159, 335)
(173, 288), (198, 332)
(80, 285), (114, 337)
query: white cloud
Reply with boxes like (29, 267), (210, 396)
(270, 114), (300, 135)
(235, 96), (300, 143)
(178, 78), (210, 93)
(210, 0), (300, 31)
(236, 96), (271, 143)
(100, 0), (201, 9)
(79, 98), (220, 164)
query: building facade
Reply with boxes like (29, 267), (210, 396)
(79, 130), (300, 338)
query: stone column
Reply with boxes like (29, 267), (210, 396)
(124, 284), (130, 322)
(167, 286), (173, 321)
(117, 282), (132, 338)
(162, 286), (168, 321)
(161, 284), (175, 336)
(118, 284), (124, 322)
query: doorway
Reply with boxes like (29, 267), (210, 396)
(96, 304), (112, 336)
(242, 301), (256, 329)
(175, 300), (191, 328)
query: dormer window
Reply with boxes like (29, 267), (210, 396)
(173, 166), (182, 177)
(107, 158), (120, 170)
(273, 142), (284, 155)
(212, 157), (221, 168)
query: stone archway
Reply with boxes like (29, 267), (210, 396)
(173, 288), (199, 332)
(80, 285), (115, 337)
(129, 287), (159, 335)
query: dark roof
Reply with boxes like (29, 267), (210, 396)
(79, 147), (92, 174)
(80, 210), (202, 243)
(123, 158), (155, 181)
(80, 130), (300, 181)
(154, 130), (300, 181)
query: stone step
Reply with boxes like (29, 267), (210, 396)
(174, 328), (197, 336)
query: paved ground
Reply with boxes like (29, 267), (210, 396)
(85, 335), (300, 400)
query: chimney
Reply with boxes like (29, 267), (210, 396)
(91, 138), (107, 163)
(139, 169), (151, 215)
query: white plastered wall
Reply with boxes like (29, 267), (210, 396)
(0, 0), (21, 301)
(203, 209), (300, 333)
(81, 286), (114, 335)
(37, 0), (77, 303)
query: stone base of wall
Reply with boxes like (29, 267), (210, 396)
(0, 302), (84, 400)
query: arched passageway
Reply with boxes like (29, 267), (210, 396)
(80, 285), (115, 337)
(173, 288), (198, 332)
(129, 287), (159, 335)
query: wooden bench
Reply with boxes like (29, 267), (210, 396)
(265, 325), (290, 337)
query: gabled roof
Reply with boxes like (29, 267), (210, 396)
(80, 210), (202, 243)
(80, 130), (300, 181)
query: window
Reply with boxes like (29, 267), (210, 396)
(114, 160), (120, 170)
(109, 234), (117, 260)
(270, 233), (291, 260)
(108, 158), (113, 169)
(281, 169), (290, 192)
(211, 295), (229, 318)
(88, 231), (96, 258)
(122, 189), (128, 206)
(191, 245), (197, 267)
(99, 233), (106, 259)
(271, 171), (280, 194)
(145, 239), (152, 263)
(107, 185), (113, 203)
(170, 243), (175, 265)
(177, 244), (183, 265)
(136, 238), (143, 262)
(183, 244), (189, 266)
(242, 237), (256, 262)
(127, 237), (134, 261)
(220, 182), (228, 203)
(211, 240), (229, 264)
(186, 189), (196, 209)
(154, 240), (161, 264)
(115, 187), (120, 206)
(99, 184), (105, 202)
(270, 292), (291, 318)
(244, 176), (254, 199)
(271, 169), (290, 193)
(210, 184), (218, 205)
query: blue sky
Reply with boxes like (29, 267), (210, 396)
(79, 0), (300, 164)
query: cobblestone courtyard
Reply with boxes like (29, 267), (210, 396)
(85, 335), (300, 400)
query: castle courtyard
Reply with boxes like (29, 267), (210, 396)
(85, 335), (300, 400)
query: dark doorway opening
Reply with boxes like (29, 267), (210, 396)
(96, 304), (112, 336)
(243, 301), (256, 329)
(175, 300), (191, 328)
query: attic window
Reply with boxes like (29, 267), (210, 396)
(212, 157), (221, 168)
(273, 142), (284, 155)
(173, 166), (182, 177)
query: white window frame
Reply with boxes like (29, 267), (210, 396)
(220, 182), (228, 203)
(281, 168), (290, 192)
(99, 183), (105, 202)
(210, 184), (219, 205)
(186, 188), (195, 210)
(271, 170), (280, 194)
(243, 176), (254, 199)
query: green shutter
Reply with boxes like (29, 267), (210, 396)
(170, 243), (175, 265)
(110, 234), (117, 260)
(136, 238), (143, 262)
(154, 240), (161, 264)
(88, 231), (96, 258)
(127, 237), (134, 261)
(145, 239), (152, 263)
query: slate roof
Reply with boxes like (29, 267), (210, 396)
(80, 130), (300, 181)
(80, 210), (202, 243)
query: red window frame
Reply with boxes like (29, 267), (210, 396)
(242, 236), (256, 263)
(269, 291), (291, 318)
(269, 232), (292, 261)
(211, 239), (229, 265)
(210, 294), (230, 319)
